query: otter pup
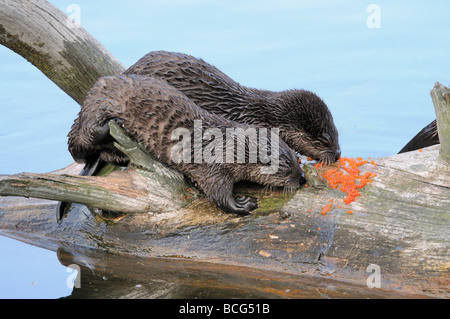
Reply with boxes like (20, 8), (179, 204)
(124, 51), (341, 164)
(67, 74), (305, 217)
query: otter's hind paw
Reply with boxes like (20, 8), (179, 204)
(222, 196), (258, 216)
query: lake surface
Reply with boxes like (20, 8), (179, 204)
(0, 0), (449, 298)
(0, 236), (72, 298)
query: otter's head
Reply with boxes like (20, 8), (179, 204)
(272, 90), (341, 164)
(268, 140), (307, 191)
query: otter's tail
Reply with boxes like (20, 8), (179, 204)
(398, 120), (439, 154)
(56, 156), (106, 223)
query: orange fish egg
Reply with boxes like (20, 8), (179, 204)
(315, 156), (376, 205)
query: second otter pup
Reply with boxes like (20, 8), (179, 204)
(125, 51), (341, 164)
(68, 74), (305, 216)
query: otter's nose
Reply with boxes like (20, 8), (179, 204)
(334, 149), (341, 161)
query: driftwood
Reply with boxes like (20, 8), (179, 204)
(0, 0), (124, 104)
(431, 82), (450, 162)
(1, 144), (448, 298)
(0, 0), (448, 298)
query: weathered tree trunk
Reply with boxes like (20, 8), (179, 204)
(0, 0), (448, 299)
(0, 0), (124, 104)
(431, 82), (450, 162)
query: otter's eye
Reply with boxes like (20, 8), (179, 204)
(319, 132), (331, 145)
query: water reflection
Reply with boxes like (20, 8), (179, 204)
(51, 242), (414, 299)
(0, 227), (430, 299)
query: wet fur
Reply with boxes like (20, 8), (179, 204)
(68, 75), (305, 215)
(125, 51), (341, 164)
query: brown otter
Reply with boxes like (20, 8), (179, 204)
(66, 74), (305, 218)
(124, 51), (341, 164)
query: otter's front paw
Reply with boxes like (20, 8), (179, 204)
(91, 118), (123, 145)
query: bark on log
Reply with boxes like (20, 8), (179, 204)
(0, 0), (448, 299)
(0, 0), (124, 104)
(431, 82), (450, 162)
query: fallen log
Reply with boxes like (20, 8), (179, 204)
(1, 143), (448, 298)
(431, 82), (450, 161)
(0, 0), (124, 104)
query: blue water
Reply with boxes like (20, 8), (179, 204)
(0, 0), (449, 298)
(0, 236), (72, 298)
